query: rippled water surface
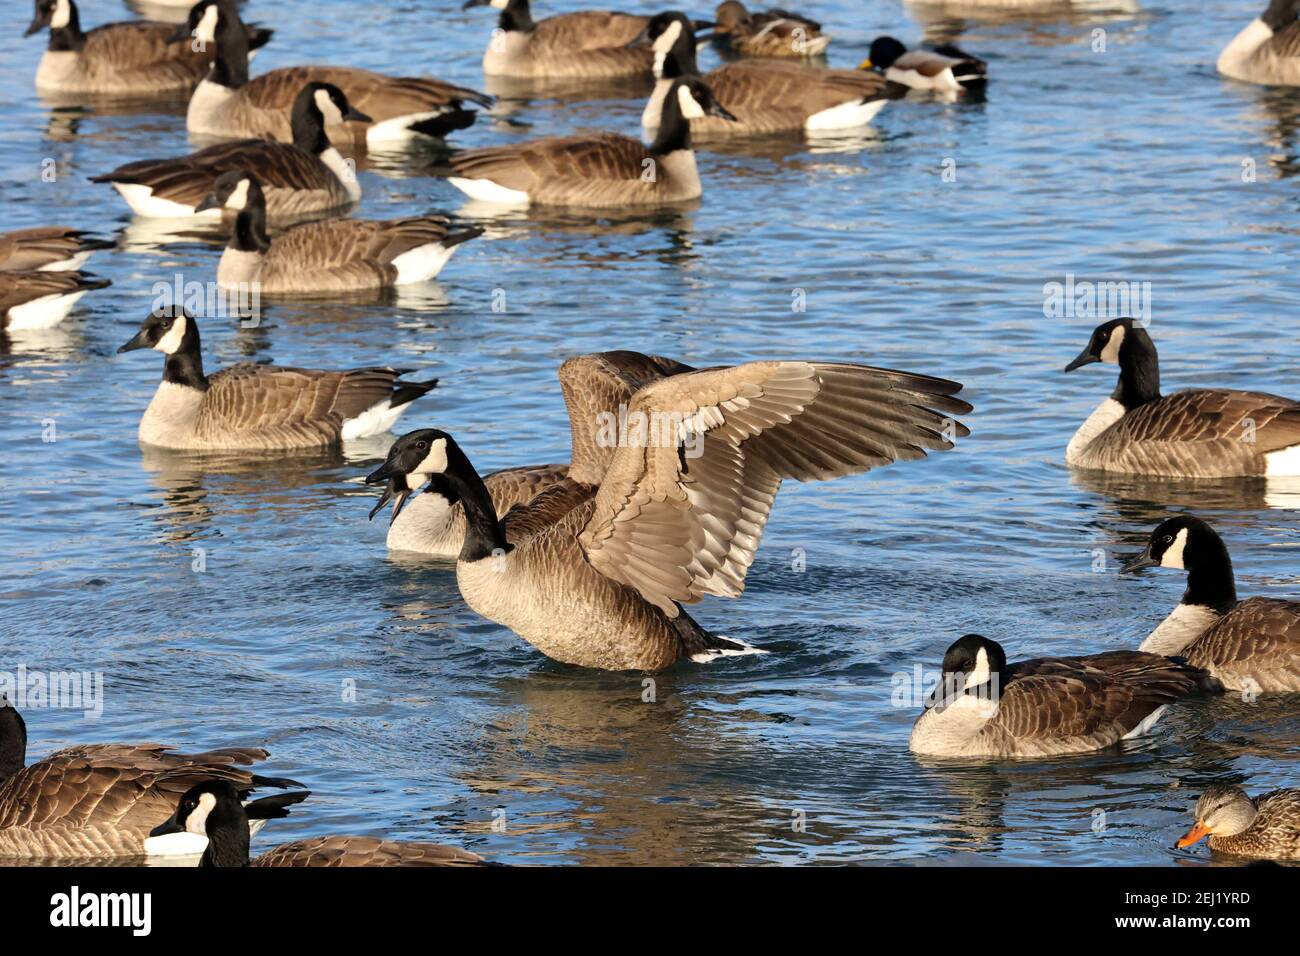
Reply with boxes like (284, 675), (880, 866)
(2, 0), (1299, 865)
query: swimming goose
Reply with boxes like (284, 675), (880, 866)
(376, 351), (692, 554)
(861, 37), (987, 92)
(908, 634), (1209, 758)
(151, 779), (490, 866)
(198, 171), (481, 292)
(0, 697), (304, 860)
(25, 0), (271, 96)
(638, 12), (890, 135)
(117, 306), (437, 451)
(464, 0), (654, 78)
(1122, 515), (1300, 692)
(175, 0), (491, 146)
(92, 83), (367, 220)
(0, 271), (110, 331)
(364, 355), (972, 671)
(0, 227), (113, 272)
(447, 76), (735, 206)
(1218, 0), (1300, 85)
(1177, 784), (1300, 860)
(711, 2), (831, 58)
(1063, 318), (1300, 477)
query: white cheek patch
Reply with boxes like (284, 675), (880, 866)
(654, 21), (683, 54)
(226, 179), (251, 211)
(154, 315), (187, 355)
(185, 792), (217, 835)
(1160, 527), (1189, 569)
(1100, 324), (1126, 364)
(414, 437), (449, 476)
(677, 85), (705, 120)
(314, 89), (346, 127)
(194, 4), (220, 45)
(51, 0), (71, 30)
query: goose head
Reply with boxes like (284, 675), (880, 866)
(932, 634), (1006, 708)
(862, 36), (907, 72)
(0, 694), (27, 783)
(1121, 515), (1228, 574)
(1177, 784), (1257, 848)
(118, 306), (197, 357)
(671, 76), (737, 122)
(167, 0), (230, 46)
(25, 0), (74, 37)
(632, 12), (698, 77)
(195, 169), (264, 214)
(366, 429), (464, 524)
(151, 779), (251, 866)
(297, 82), (371, 130)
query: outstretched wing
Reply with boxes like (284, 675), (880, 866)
(578, 361), (971, 614)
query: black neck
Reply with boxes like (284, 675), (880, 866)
(230, 185), (272, 255)
(163, 321), (209, 391)
(1263, 0), (1299, 32)
(650, 84), (695, 155)
(199, 806), (252, 868)
(447, 446), (511, 562)
(208, 9), (251, 89)
(499, 0), (535, 33)
(1183, 542), (1238, 611)
(47, 1), (85, 51)
(0, 705), (26, 784)
(290, 99), (330, 154)
(660, 25), (699, 80)
(1111, 325), (1162, 409)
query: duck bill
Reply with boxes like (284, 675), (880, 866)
(1175, 821), (1211, 849)
(859, 58), (873, 70)
(1121, 551), (1157, 574)
(1064, 349), (1099, 373)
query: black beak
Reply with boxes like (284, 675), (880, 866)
(462, 0), (490, 8)
(166, 24), (192, 43)
(628, 26), (650, 48)
(1121, 551), (1158, 574)
(366, 461), (395, 486)
(149, 815), (184, 838)
(1064, 348), (1099, 373)
(367, 478), (413, 525)
(691, 19), (715, 33)
(117, 330), (151, 354)
(344, 106), (372, 123)
(25, 17), (46, 37)
(709, 101), (738, 122)
(194, 191), (222, 213)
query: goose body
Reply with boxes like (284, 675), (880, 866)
(0, 227), (112, 272)
(1218, 0), (1300, 85)
(0, 700), (301, 861)
(365, 353), (971, 672)
(117, 307), (437, 451)
(1123, 515), (1300, 692)
(862, 37), (987, 92)
(26, 0), (271, 96)
(0, 270), (109, 331)
(1063, 319), (1300, 478)
(712, 2), (831, 58)
(908, 635), (1208, 759)
(1178, 785), (1300, 860)
(151, 779), (489, 866)
(640, 14), (889, 135)
(465, 0), (653, 78)
(201, 171), (480, 293)
(447, 77), (735, 207)
(92, 83), (365, 220)
(179, 1), (489, 146)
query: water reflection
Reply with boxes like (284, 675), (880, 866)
(1072, 469), (1300, 514)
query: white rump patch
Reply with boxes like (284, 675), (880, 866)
(38, 251), (90, 272)
(365, 110), (453, 144)
(6, 290), (86, 330)
(1122, 704), (1168, 740)
(342, 400), (407, 441)
(113, 182), (218, 219)
(390, 242), (457, 285)
(688, 636), (769, 663)
(1265, 444), (1300, 478)
(447, 176), (530, 205)
(805, 97), (886, 131)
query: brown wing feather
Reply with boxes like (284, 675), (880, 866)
(1189, 597), (1300, 691)
(0, 228), (105, 272)
(0, 271), (109, 315)
(451, 133), (651, 193)
(528, 12), (651, 55)
(578, 361), (971, 613)
(255, 216), (452, 290)
(242, 66), (490, 118)
(1266, 21), (1300, 59)
(689, 62), (886, 133)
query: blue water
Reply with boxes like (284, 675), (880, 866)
(1, 0), (1298, 865)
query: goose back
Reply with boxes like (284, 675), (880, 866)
(1183, 597), (1300, 692)
(0, 227), (112, 272)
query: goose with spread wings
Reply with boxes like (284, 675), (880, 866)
(366, 353), (971, 671)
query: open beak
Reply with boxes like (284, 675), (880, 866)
(1064, 348), (1099, 373)
(367, 478), (413, 526)
(1120, 550), (1157, 574)
(149, 815), (184, 838)
(709, 101), (738, 122)
(344, 106), (372, 123)
(117, 330), (151, 354)
(1175, 821), (1211, 849)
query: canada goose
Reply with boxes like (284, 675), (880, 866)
(638, 12), (890, 135)
(1177, 784), (1300, 860)
(0, 271), (110, 331)
(711, 2), (831, 58)
(117, 306), (437, 451)
(198, 171), (481, 292)
(25, 0), (271, 96)
(464, 0), (654, 78)
(364, 354), (972, 671)
(908, 634), (1209, 758)
(446, 76), (735, 206)
(0, 227), (113, 272)
(0, 697), (304, 860)
(377, 351), (694, 553)
(1063, 318), (1300, 478)
(1218, 0), (1300, 85)
(150, 779), (490, 866)
(861, 37), (988, 92)
(1122, 515), (1300, 692)
(175, 0), (491, 146)
(92, 83), (368, 220)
